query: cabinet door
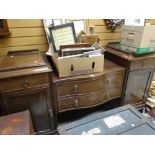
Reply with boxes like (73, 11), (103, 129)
(123, 69), (153, 106)
(1, 87), (56, 134)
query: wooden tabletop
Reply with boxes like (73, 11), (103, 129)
(0, 111), (34, 135)
(105, 43), (155, 61)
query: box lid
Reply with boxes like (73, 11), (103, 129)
(0, 50), (46, 72)
(0, 49), (52, 79)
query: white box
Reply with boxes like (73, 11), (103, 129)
(120, 25), (155, 54)
(52, 54), (104, 78)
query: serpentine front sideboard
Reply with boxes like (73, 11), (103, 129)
(50, 58), (125, 113)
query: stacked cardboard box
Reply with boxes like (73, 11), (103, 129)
(120, 25), (155, 54)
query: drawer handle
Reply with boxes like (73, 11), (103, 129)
(73, 85), (79, 93)
(105, 92), (110, 98)
(22, 80), (29, 87)
(74, 99), (79, 107)
(49, 109), (53, 118)
(106, 79), (111, 84)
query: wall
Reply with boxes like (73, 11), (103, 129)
(0, 19), (48, 56)
(88, 19), (121, 47)
(1, 19), (155, 56)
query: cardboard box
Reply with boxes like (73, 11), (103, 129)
(52, 54), (104, 78)
(120, 25), (155, 54)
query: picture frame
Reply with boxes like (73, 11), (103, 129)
(48, 23), (76, 53)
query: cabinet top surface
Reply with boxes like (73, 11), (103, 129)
(0, 110), (32, 135)
(0, 50), (52, 79)
(105, 43), (155, 61)
(52, 59), (125, 83)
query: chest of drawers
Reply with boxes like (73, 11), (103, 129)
(0, 50), (57, 134)
(52, 59), (125, 113)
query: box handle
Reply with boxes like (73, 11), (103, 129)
(71, 64), (74, 71)
(92, 62), (95, 69)
(128, 32), (134, 36)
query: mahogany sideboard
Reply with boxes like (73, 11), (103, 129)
(105, 43), (155, 110)
(0, 50), (57, 135)
(50, 58), (125, 113)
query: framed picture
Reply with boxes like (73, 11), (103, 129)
(48, 23), (76, 52)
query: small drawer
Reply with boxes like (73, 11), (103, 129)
(0, 73), (49, 92)
(56, 72), (123, 98)
(58, 86), (122, 112)
(130, 58), (155, 70)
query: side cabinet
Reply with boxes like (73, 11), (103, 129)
(1, 87), (56, 134)
(0, 50), (58, 135)
(124, 69), (154, 108)
(105, 43), (155, 110)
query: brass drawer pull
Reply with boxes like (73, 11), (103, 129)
(74, 99), (79, 107)
(22, 80), (29, 87)
(105, 92), (110, 98)
(106, 79), (111, 84)
(73, 85), (79, 93)
(49, 109), (53, 118)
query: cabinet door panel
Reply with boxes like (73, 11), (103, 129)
(124, 69), (153, 105)
(2, 87), (55, 134)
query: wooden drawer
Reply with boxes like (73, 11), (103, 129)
(130, 58), (155, 70)
(0, 73), (49, 92)
(56, 72), (123, 97)
(58, 85), (121, 112)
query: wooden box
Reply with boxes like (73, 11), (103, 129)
(58, 104), (155, 135)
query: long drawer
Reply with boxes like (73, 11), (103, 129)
(0, 73), (49, 92)
(56, 72), (123, 98)
(58, 85), (122, 112)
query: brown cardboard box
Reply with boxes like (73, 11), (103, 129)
(121, 25), (155, 47)
(52, 54), (104, 78)
(121, 25), (155, 54)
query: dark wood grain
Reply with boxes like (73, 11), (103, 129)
(0, 50), (57, 134)
(50, 57), (125, 113)
(0, 110), (34, 135)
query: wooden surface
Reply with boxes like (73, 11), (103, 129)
(0, 110), (34, 135)
(0, 50), (57, 134)
(105, 43), (155, 110)
(51, 58), (125, 113)
(105, 43), (155, 61)
(0, 50), (46, 72)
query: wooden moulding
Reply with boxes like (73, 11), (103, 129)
(0, 19), (10, 37)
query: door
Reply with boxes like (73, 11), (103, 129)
(123, 69), (153, 106)
(1, 87), (56, 134)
